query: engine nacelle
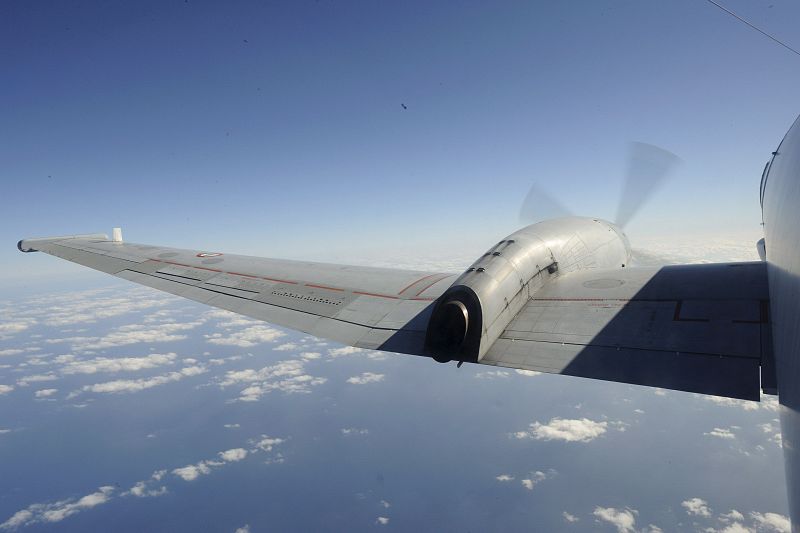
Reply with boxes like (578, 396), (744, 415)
(425, 217), (630, 363)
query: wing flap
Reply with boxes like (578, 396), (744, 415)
(483, 262), (771, 400)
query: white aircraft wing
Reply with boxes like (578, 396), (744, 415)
(19, 233), (772, 401)
(483, 262), (772, 401)
(18, 233), (455, 355)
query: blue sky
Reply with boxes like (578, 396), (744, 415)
(1, 3), (799, 530)
(3, 0), (800, 283)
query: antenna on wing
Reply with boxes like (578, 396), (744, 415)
(614, 142), (681, 229)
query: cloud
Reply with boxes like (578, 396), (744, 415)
(682, 498), (712, 517)
(61, 353), (178, 374)
(205, 325), (285, 347)
(274, 342), (299, 351)
(521, 471), (548, 490)
(495, 474), (514, 482)
(125, 470), (168, 498)
(0, 319), (36, 338)
(346, 372), (385, 385)
(327, 346), (387, 360)
(376, 517), (389, 525)
(563, 512), (579, 523)
(219, 448), (247, 462)
(0, 385), (13, 395)
(61, 321), (204, 352)
(328, 346), (365, 357)
(719, 510), (745, 522)
(515, 418), (609, 443)
(718, 524), (752, 533)
(77, 366), (207, 395)
(1, 434), (286, 529)
(341, 428), (369, 436)
(700, 394), (779, 412)
(749, 512), (790, 533)
(234, 526), (251, 533)
(252, 436), (284, 453)
(219, 360), (326, 401)
(16, 373), (58, 387)
(224, 424), (240, 429)
(593, 507), (638, 533)
(704, 427), (736, 439)
(172, 461), (218, 482)
(32, 287), (173, 327)
(0, 486), (114, 529)
(380, 500), (391, 509)
(34, 389), (57, 398)
(515, 369), (541, 377)
(474, 370), (510, 379)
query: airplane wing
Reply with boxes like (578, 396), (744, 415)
(483, 262), (773, 401)
(18, 233), (772, 401)
(17, 233), (454, 355)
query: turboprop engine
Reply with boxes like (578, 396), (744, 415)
(425, 217), (631, 363)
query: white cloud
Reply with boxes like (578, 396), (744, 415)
(274, 342), (299, 352)
(682, 497), (712, 517)
(495, 474), (514, 482)
(0, 385), (13, 395)
(521, 471), (547, 490)
(300, 352), (321, 360)
(224, 424), (240, 429)
(0, 349), (25, 357)
(749, 512), (790, 533)
(234, 526), (251, 533)
(174, 439), (283, 482)
(380, 500), (391, 509)
(328, 346), (365, 357)
(205, 325), (285, 347)
(172, 462), (217, 481)
(699, 394), (773, 412)
(704, 427), (736, 440)
(16, 373), (58, 387)
(0, 319), (36, 337)
(125, 469), (168, 498)
(64, 321), (204, 352)
(346, 372), (385, 385)
(593, 507), (638, 533)
(77, 366), (207, 395)
(341, 428), (369, 436)
(219, 448), (248, 462)
(34, 389), (58, 398)
(252, 436), (284, 453)
(474, 370), (510, 379)
(563, 512), (579, 523)
(61, 353), (177, 374)
(0, 486), (115, 529)
(219, 360), (326, 401)
(515, 369), (541, 377)
(719, 510), (745, 522)
(515, 418), (609, 443)
(376, 517), (389, 525)
(719, 523), (753, 533)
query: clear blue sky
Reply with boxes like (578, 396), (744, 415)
(3, 0), (799, 283)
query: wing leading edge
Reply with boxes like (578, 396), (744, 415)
(19, 233), (772, 401)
